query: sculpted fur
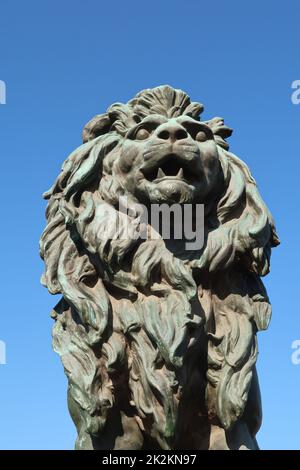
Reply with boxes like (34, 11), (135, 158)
(40, 86), (279, 449)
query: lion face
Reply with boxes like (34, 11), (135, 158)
(110, 115), (221, 204)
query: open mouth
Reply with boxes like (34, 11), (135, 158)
(141, 154), (195, 183)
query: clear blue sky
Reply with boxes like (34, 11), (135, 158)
(0, 0), (299, 450)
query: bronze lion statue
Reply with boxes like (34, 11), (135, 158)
(40, 85), (279, 450)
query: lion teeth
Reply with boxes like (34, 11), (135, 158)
(157, 168), (166, 179)
(177, 168), (184, 178)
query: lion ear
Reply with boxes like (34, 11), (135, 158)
(82, 113), (111, 143)
(205, 117), (233, 150)
(182, 101), (204, 119)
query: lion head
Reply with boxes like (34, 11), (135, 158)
(103, 114), (222, 206)
(40, 86), (279, 449)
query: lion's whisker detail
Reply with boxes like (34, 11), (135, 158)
(40, 85), (279, 451)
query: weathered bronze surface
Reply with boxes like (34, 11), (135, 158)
(40, 86), (279, 449)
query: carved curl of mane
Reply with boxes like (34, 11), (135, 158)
(40, 86), (279, 448)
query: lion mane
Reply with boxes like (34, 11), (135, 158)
(40, 86), (279, 449)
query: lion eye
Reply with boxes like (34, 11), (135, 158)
(135, 128), (150, 140)
(196, 131), (208, 142)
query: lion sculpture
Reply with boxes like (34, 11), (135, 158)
(40, 85), (279, 450)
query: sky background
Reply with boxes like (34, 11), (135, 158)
(0, 0), (299, 450)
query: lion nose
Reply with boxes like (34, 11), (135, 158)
(157, 124), (188, 142)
